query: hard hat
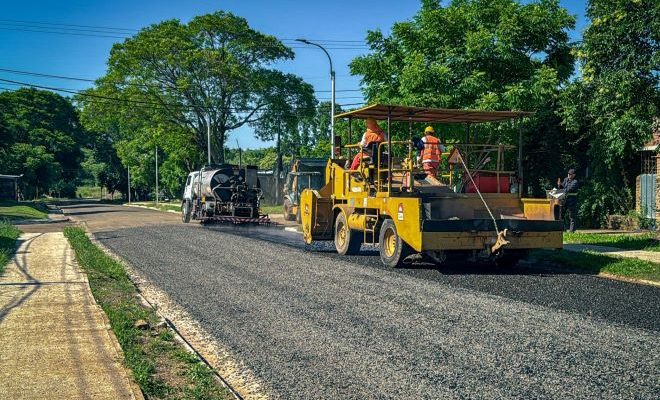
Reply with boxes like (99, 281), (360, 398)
(424, 126), (435, 134)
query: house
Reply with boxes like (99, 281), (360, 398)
(636, 119), (660, 228)
(0, 174), (22, 201)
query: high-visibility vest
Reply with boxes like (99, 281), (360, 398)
(421, 135), (441, 163)
(361, 129), (385, 148)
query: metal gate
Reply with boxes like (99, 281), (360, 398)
(640, 174), (656, 219)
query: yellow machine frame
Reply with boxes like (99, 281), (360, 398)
(300, 104), (563, 266)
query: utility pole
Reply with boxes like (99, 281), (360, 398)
(207, 115), (212, 166)
(155, 147), (159, 206)
(127, 166), (131, 204)
(296, 39), (335, 159)
(236, 139), (242, 168)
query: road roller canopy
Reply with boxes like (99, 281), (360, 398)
(335, 104), (533, 123)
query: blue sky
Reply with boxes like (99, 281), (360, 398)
(0, 0), (587, 149)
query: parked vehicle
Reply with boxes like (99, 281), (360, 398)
(282, 158), (326, 222)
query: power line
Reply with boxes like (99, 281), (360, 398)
(0, 80), (366, 114)
(0, 19), (370, 48)
(0, 67), (364, 93)
(0, 18), (138, 33)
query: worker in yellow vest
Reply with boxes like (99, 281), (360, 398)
(419, 126), (444, 177)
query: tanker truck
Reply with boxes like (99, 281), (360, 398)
(181, 164), (268, 224)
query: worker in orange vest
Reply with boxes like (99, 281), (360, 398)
(350, 118), (386, 170)
(419, 126), (444, 177)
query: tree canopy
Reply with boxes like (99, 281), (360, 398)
(77, 11), (317, 197)
(0, 88), (86, 198)
(559, 0), (659, 224)
(350, 0), (576, 195)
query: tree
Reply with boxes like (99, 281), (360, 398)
(78, 11), (317, 198)
(559, 0), (659, 225)
(86, 11), (303, 163)
(0, 88), (86, 198)
(350, 0), (576, 195)
(251, 73), (317, 201)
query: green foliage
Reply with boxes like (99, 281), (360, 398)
(78, 11), (316, 198)
(350, 0), (576, 196)
(0, 88), (86, 198)
(559, 0), (659, 223)
(0, 220), (20, 273)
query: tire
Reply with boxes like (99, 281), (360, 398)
(495, 250), (528, 267)
(181, 200), (191, 223)
(379, 219), (412, 267)
(283, 198), (295, 221)
(334, 212), (362, 255)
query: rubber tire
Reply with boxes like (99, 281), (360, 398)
(283, 198), (295, 221)
(495, 250), (529, 267)
(379, 219), (412, 267)
(181, 200), (191, 223)
(334, 212), (362, 255)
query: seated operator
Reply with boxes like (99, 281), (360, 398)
(350, 118), (386, 170)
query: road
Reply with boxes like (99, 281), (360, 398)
(62, 202), (659, 399)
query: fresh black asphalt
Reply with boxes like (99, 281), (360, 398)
(67, 204), (660, 399)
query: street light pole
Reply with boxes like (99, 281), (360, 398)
(296, 39), (335, 159)
(127, 166), (131, 204)
(155, 146), (159, 206)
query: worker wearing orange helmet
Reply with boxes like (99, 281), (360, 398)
(418, 126), (445, 177)
(350, 118), (386, 170)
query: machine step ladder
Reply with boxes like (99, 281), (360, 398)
(363, 209), (379, 244)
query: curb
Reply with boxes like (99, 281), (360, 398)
(284, 226), (302, 234)
(597, 272), (660, 288)
(12, 217), (71, 225)
(77, 219), (243, 400)
(124, 204), (180, 214)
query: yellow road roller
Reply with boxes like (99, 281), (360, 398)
(300, 104), (563, 267)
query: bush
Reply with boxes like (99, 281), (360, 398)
(577, 180), (633, 228)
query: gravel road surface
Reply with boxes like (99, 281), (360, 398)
(63, 203), (660, 399)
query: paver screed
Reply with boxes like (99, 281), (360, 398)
(0, 232), (142, 400)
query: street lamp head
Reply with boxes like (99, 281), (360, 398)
(295, 38), (310, 44)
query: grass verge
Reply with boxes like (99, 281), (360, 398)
(146, 202), (181, 213)
(533, 249), (660, 283)
(563, 231), (660, 251)
(0, 201), (48, 220)
(63, 227), (231, 399)
(260, 204), (282, 215)
(0, 220), (21, 274)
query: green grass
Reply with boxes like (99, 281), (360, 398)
(63, 227), (231, 399)
(77, 185), (103, 199)
(0, 201), (48, 220)
(260, 204), (283, 215)
(563, 232), (660, 251)
(0, 220), (21, 274)
(533, 249), (660, 282)
(130, 201), (182, 213)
